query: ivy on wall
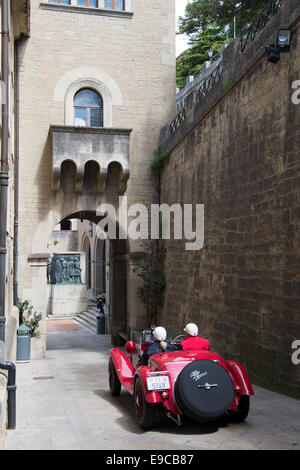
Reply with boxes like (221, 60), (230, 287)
(150, 149), (171, 172)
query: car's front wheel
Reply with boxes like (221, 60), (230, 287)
(134, 377), (156, 430)
(108, 358), (121, 396)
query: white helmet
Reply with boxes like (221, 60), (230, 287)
(153, 326), (167, 341)
(184, 323), (198, 337)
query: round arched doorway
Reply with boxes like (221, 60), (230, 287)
(57, 210), (129, 345)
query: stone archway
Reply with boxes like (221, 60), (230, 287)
(22, 198), (147, 348)
(58, 210), (130, 345)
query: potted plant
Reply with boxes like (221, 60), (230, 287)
(17, 300), (42, 336)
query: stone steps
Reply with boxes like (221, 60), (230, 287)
(48, 296), (104, 333)
(47, 314), (77, 321)
(76, 306), (99, 332)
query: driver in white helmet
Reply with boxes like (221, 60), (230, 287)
(140, 326), (176, 366)
(180, 323), (209, 350)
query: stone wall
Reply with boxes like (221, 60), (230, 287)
(49, 230), (78, 252)
(159, 0), (300, 398)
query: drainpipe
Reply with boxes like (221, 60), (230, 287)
(0, 0), (9, 363)
(0, 362), (16, 429)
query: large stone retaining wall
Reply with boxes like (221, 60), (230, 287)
(159, 0), (300, 398)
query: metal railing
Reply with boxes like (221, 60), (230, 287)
(170, 107), (186, 134)
(170, 59), (224, 134)
(196, 60), (224, 101)
(169, 0), (283, 135)
(240, 0), (282, 52)
(177, 51), (223, 100)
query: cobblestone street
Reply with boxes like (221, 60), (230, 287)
(3, 322), (300, 451)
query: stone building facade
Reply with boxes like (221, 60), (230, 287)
(159, 0), (300, 398)
(15, 0), (176, 346)
(0, 0), (30, 448)
(0, 0), (176, 446)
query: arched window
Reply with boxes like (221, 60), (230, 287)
(74, 88), (103, 127)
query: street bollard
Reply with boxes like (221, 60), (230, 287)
(96, 314), (105, 335)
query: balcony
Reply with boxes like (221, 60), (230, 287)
(50, 125), (132, 193)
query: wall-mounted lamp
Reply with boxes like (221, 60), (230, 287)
(277, 29), (292, 52)
(265, 28), (292, 64)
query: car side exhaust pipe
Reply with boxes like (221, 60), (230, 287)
(166, 412), (182, 427)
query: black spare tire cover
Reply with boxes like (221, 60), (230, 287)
(174, 359), (235, 421)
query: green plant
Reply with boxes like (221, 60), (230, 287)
(177, 0), (263, 87)
(176, 25), (226, 88)
(132, 242), (166, 327)
(150, 149), (171, 171)
(16, 300), (43, 337)
(16, 299), (29, 325)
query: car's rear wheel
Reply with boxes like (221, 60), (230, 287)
(108, 358), (121, 396)
(134, 377), (156, 430)
(228, 395), (250, 422)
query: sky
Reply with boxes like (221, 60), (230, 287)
(176, 0), (190, 57)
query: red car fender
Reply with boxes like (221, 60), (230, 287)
(109, 348), (135, 394)
(226, 360), (254, 396)
(134, 366), (163, 404)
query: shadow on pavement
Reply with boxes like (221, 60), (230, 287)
(94, 389), (226, 436)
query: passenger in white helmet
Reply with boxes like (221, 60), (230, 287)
(140, 326), (176, 365)
(180, 323), (209, 350)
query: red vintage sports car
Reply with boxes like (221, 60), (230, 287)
(108, 330), (254, 430)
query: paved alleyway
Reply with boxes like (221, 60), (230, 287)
(3, 321), (300, 450)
